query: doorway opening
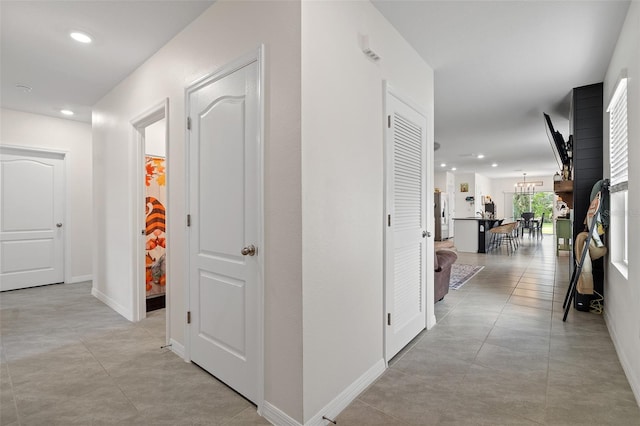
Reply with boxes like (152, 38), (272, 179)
(143, 118), (167, 312)
(513, 191), (554, 235)
(131, 100), (169, 334)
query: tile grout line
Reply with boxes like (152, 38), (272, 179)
(77, 329), (141, 418)
(1, 345), (23, 426)
(351, 398), (411, 425)
(513, 237), (553, 426)
(542, 245), (562, 421)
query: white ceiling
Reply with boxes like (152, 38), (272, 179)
(1, 1), (631, 179)
(373, 0), (630, 178)
(1, 1), (214, 123)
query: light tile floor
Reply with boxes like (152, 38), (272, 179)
(0, 284), (269, 425)
(337, 236), (640, 425)
(1, 236), (638, 425)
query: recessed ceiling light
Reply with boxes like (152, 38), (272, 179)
(60, 109), (74, 116)
(16, 84), (32, 93)
(477, 154), (485, 159)
(440, 163), (447, 167)
(491, 163), (498, 167)
(70, 31), (92, 44)
(451, 167), (457, 171)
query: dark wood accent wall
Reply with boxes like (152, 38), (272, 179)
(571, 83), (603, 240)
(570, 82), (604, 308)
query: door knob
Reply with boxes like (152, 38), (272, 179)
(241, 245), (257, 256)
(56, 223), (63, 228)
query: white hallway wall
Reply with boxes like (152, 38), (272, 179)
(1, 108), (93, 283)
(451, 172), (491, 221)
(94, 0), (435, 422)
(434, 171), (447, 193)
(454, 172), (476, 218)
(92, 1), (303, 421)
(603, 0), (640, 405)
(302, 1), (434, 422)
(145, 118), (166, 157)
(474, 172), (492, 215)
(434, 171), (456, 196)
(435, 171), (456, 235)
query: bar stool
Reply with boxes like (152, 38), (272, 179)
(489, 222), (518, 253)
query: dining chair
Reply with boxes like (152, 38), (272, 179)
(535, 213), (545, 239)
(521, 212), (534, 237)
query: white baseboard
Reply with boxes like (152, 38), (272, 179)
(91, 287), (133, 321)
(262, 401), (302, 426)
(257, 359), (387, 426)
(605, 312), (640, 406)
(169, 338), (186, 359)
(427, 313), (437, 329)
(69, 274), (93, 284)
(305, 358), (386, 426)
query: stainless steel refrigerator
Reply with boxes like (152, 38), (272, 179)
(434, 192), (450, 241)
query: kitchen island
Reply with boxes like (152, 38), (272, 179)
(453, 218), (503, 253)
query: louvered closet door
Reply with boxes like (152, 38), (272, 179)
(385, 92), (427, 360)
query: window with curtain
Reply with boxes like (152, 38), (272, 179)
(607, 76), (628, 273)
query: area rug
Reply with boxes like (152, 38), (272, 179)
(449, 264), (484, 290)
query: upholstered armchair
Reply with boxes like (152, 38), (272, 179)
(434, 249), (458, 302)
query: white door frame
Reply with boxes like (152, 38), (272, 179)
(382, 82), (435, 364)
(130, 99), (170, 342)
(0, 145), (70, 285)
(184, 46), (265, 411)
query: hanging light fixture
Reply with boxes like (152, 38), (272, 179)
(514, 173), (540, 195)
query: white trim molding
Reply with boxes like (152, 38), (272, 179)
(91, 287), (133, 322)
(427, 312), (437, 330)
(130, 98), (169, 324)
(305, 359), (386, 426)
(169, 338), (186, 360)
(70, 275), (93, 284)
(262, 402), (302, 426)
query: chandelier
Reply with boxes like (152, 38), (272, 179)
(514, 173), (542, 195)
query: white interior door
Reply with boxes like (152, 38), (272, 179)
(384, 91), (428, 360)
(0, 148), (65, 291)
(187, 56), (260, 403)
